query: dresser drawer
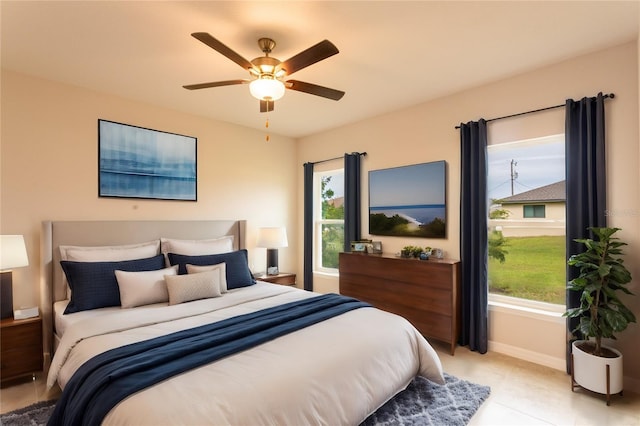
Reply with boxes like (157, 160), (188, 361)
(1, 320), (41, 348)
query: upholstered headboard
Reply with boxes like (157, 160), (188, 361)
(40, 220), (246, 364)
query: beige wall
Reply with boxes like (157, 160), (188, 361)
(1, 70), (299, 309)
(2, 40), (638, 390)
(491, 202), (566, 237)
(297, 42), (640, 389)
(502, 202), (565, 221)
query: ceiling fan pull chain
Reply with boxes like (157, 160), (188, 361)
(265, 117), (270, 142)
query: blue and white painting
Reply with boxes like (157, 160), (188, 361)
(369, 160), (446, 238)
(99, 120), (197, 201)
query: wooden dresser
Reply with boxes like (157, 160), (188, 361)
(339, 252), (461, 355)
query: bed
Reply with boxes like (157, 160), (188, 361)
(41, 220), (444, 425)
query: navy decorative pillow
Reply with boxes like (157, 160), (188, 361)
(168, 249), (255, 290)
(62, 254), (165, 314)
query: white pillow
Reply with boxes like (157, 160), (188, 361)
(160, 236), (234, 256)
(186, 263), (227, 293)
(115, 265), (178, 308)
(60, 240), (161, 262)
(164, 270), (222, 305)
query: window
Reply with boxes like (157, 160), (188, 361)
(314, 169), (344, 273)
(487, 134), (566, 307)
(523, 204), (545, 218)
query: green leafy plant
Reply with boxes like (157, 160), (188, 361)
(564, 227), (636, 356)
(488, 230), (508, 264)
(401, 245), (431, 258)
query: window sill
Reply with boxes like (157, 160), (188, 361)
(488, 294), (565, 323)
(313, 270), (339, 278)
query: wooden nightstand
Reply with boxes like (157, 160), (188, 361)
(1, 316), (43, 386)
(258, 272), (296, 286)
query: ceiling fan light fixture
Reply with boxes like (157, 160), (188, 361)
(259, 64), (275, 74)
(249, 77), (285, 101)
(184, 33), (344, 112)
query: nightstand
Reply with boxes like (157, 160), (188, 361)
(1, 316), (43, 386)
(258, 272), (296, 286)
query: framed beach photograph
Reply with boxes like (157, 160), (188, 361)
(98, 119), (197, 201)
(350, 240), (372, 253)
(369, 160), (446, 238)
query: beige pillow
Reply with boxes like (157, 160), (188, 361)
(186, 263), (227, 293)
(160, 236), (234, 256)
(165, 270), (222, 305)
(115, 265), (178, 308)
(60, 240), (161, 262)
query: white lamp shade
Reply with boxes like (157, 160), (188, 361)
(256, 227), (288, 249)
(249, 78), (285, 101)
(0, 235), (29, 270)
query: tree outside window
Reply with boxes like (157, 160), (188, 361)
(315, 171), (344, 271)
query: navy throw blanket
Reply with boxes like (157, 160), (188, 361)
(48, 294), (370, 426)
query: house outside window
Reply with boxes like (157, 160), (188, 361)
(314, 169), (344, 273)
(487, 134), (566, 309)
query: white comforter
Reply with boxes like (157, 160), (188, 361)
(49, 283), (444, 425)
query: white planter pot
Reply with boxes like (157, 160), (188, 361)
(572, 340), (623, 396)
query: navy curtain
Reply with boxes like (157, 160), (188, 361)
(459, 119), (488, 354)
(303, 162), (314, 291)
(343, 153), (362, 252)
(565, 93), (607, 371)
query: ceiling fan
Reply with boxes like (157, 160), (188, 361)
(183, 33), (345, 112)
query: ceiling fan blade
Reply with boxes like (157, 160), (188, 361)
(260, 100), (275, 113)
(279, 40), (339, 76)
(183, 80), (249, 90)
(191, 32), (255, 71)
(286, 80), (345, 101)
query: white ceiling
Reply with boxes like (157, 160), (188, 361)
(2, 1), (638, 138)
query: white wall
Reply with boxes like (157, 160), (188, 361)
(297, 42), (640, 390)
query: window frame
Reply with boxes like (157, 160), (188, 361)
(487, 133), (566, 311)
(313, 168), (344, 275)
(523, 204), (546, 218)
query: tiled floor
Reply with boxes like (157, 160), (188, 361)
(1, 343), (639, 425)
(0, 373), (60, 415)
(431, 342), (640, 426)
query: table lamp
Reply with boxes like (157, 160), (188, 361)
(256, 227), (288, 275)
(0, 235), (29, 319)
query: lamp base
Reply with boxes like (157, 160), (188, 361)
(1, 271), (14, 319)
(266, 248), (279, 276)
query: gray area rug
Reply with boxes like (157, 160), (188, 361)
(1, 373), (489, 426)
(361, 373), (490, 426)
(0, 400), (54, 426)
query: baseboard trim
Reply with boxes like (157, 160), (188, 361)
(488, 341), (640, 394)
(488, 340), (565, 371)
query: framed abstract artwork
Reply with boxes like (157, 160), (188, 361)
(98, 119), (197, 201)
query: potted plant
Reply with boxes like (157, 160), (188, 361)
(564, 227), (636, 405)
(400, 246), (413, 258)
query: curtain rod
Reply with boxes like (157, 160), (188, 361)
(454, 93), (615, 129)
(304, 151), (367, 166)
